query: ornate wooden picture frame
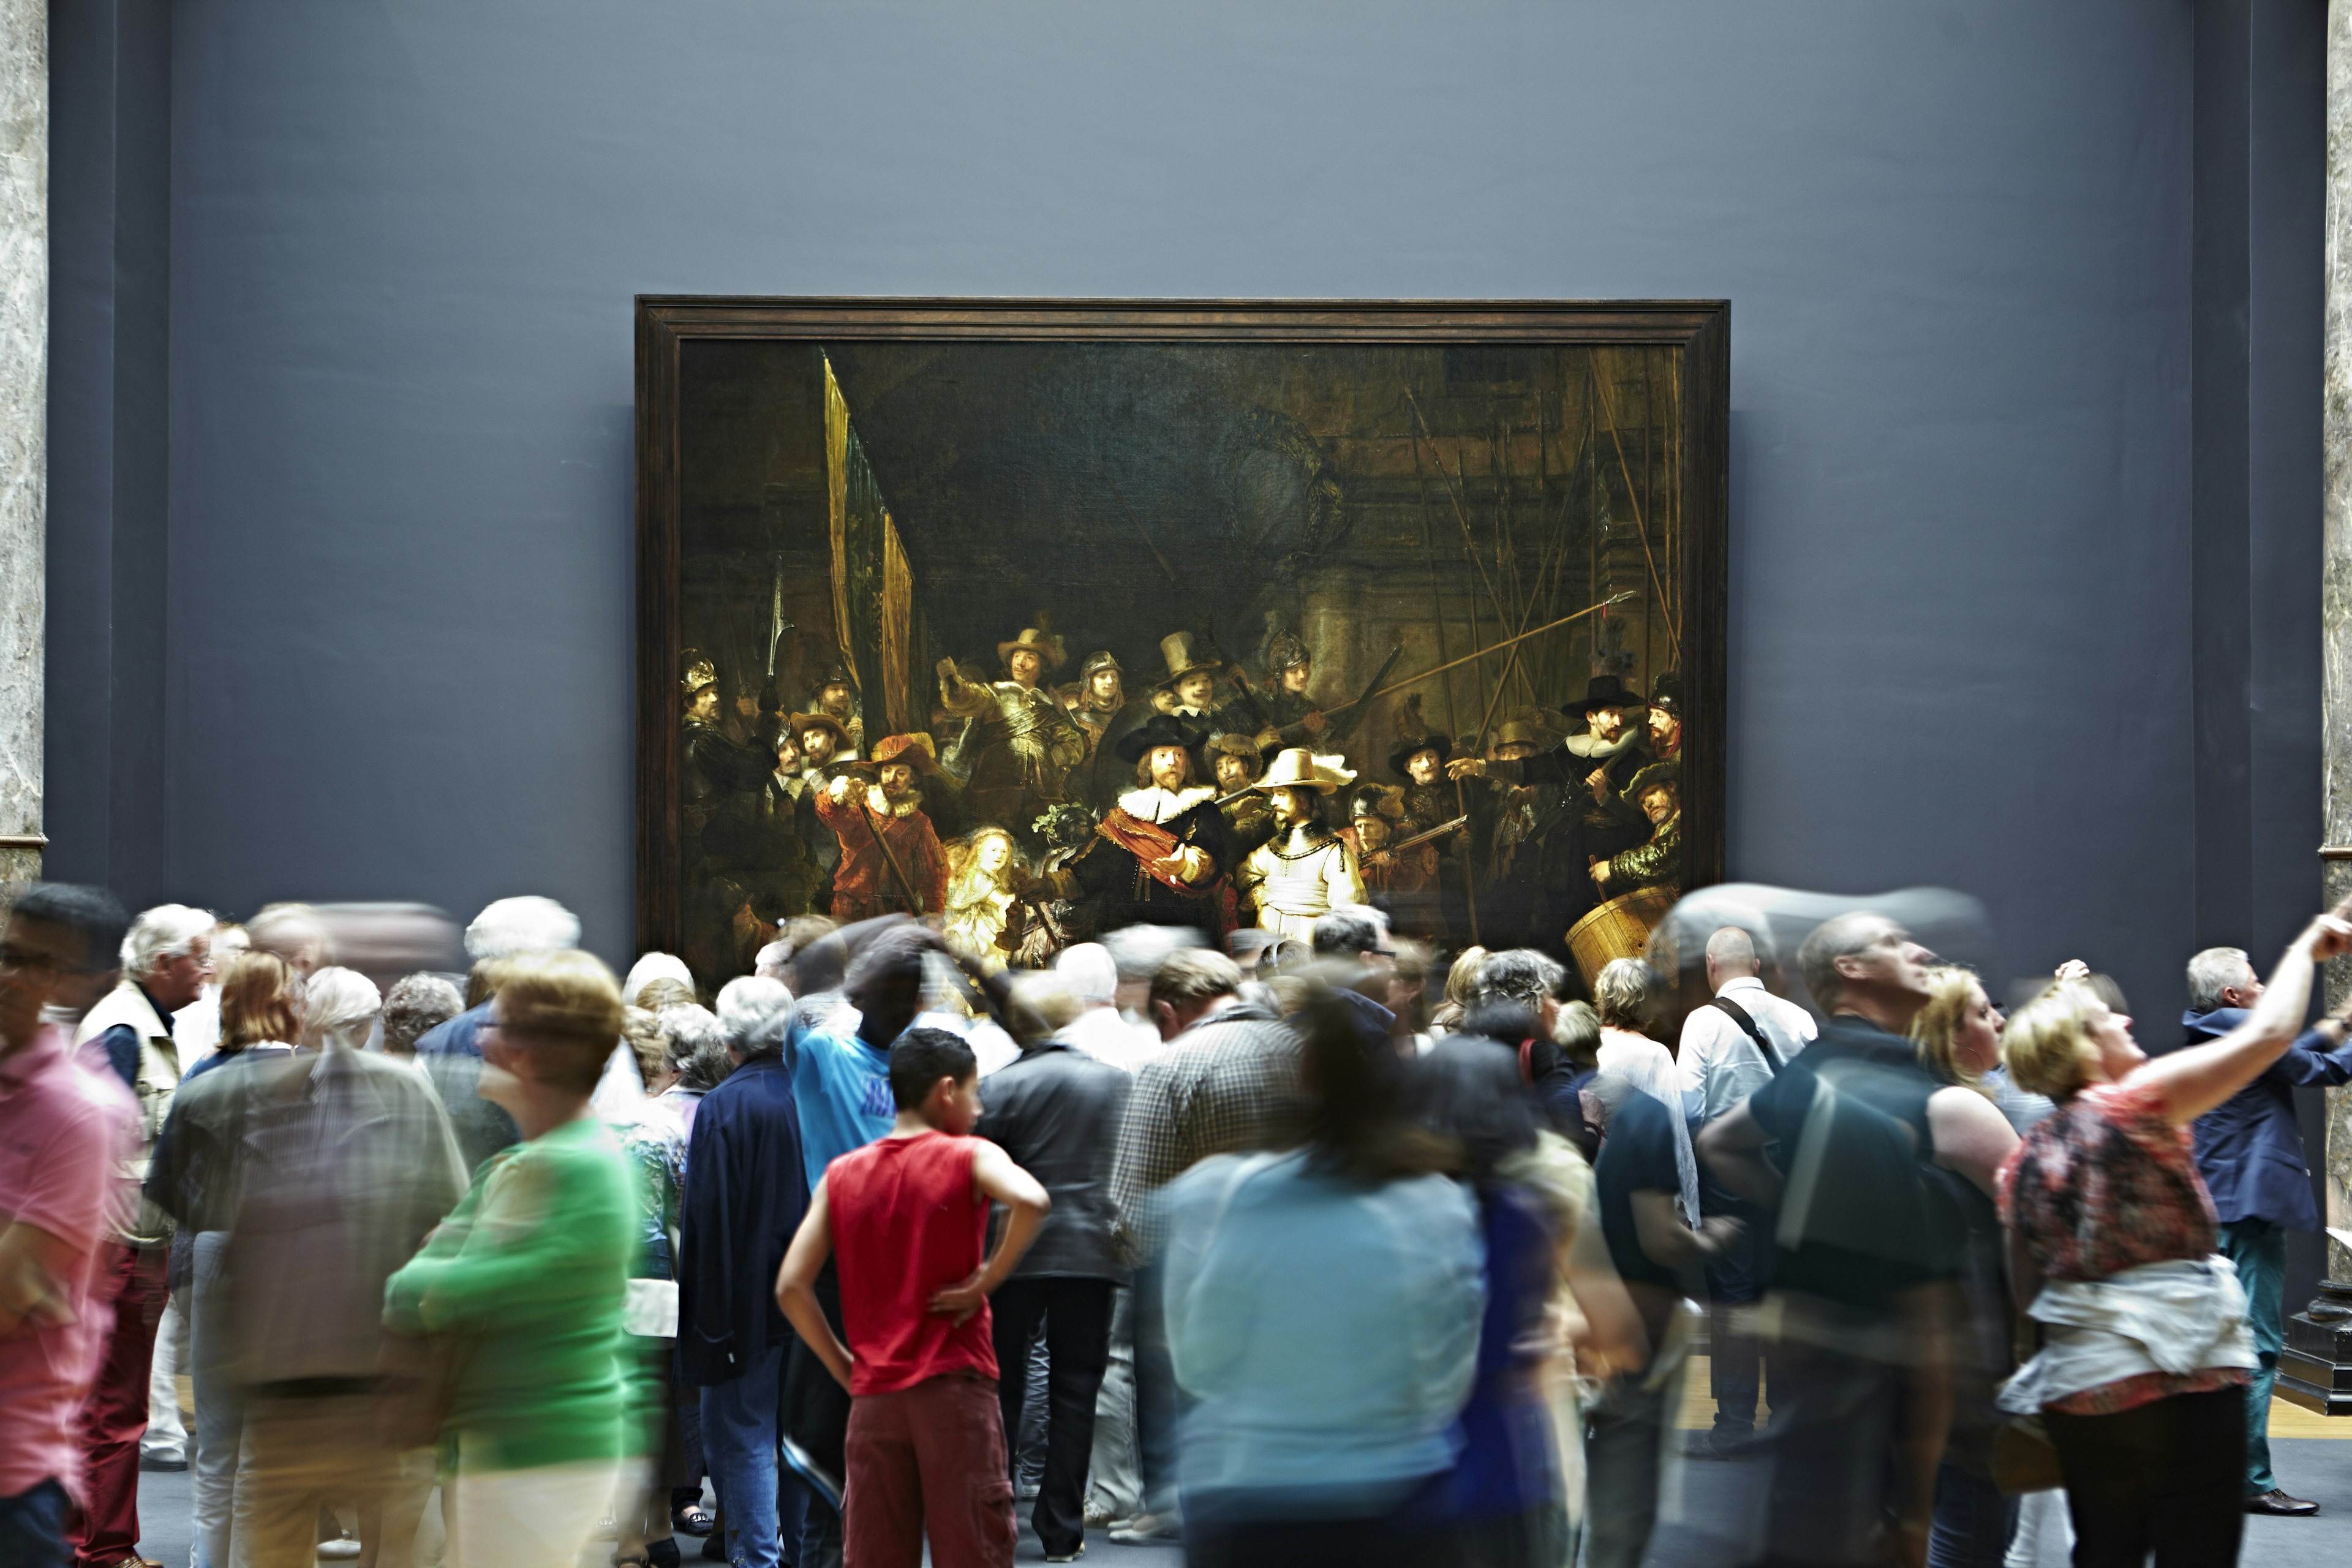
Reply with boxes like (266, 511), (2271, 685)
(636, 297), (1728, 993)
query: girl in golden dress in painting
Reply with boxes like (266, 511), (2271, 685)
(942, 825), (1022, 973)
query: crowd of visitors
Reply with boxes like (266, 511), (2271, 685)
(3, 878), (2349, 1568)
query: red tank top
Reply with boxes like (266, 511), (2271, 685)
(826, 1130), (998, 1396)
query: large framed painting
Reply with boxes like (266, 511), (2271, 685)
(636, 298), (1728, 994)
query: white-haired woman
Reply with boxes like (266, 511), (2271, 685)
(1591, 957), (1699, 1223)
(304, 966), (382, 1052)
(1998, 905), (2352, 1566)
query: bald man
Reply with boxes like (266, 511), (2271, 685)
(1676, 925), (1816, 1458)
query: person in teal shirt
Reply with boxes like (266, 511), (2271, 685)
(788, 927), (934, 1188)
(384, 950), (636, 1568)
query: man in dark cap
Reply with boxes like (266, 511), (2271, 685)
(1046, 715), (1231, 941)
(1451, 675), (1660, 944)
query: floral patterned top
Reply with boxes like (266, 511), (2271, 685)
(1997, 1078), (2245, 1414)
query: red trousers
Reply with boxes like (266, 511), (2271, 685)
(842, 1373), (1014, 1568)
(69, 1245), (165, 1568)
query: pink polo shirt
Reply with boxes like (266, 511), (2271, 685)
(0, 1023), (138, 1499)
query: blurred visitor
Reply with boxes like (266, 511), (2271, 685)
(2179, 943), (2352, 1517)
(183, 963), (461, 1568)
(413, 897), (582, 1174)
(1695, 913), (1967, 1568)
(1676, 925), (1814, 1459)
(1158, 995), (1480, 1568)
(380, 975), (462, 1060)
(68, 902), (209, 1568)
(1997, 907), (2352, 1566)
(1586, 1072), (1740, 1568)
(973, 997), (1132, 1561)
(147, 951), (307, 1568)
(0, 884), (139, 1568)
(1102, 949), (1304, 1545)
(382, 949), (636, 1568)
(1591, 959), (1700, 1222)
(680, 981), (816, 1568)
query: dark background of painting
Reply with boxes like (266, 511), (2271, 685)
(43, 7), (2328, 1285)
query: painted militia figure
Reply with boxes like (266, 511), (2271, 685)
(1047, 714), (1231, 941)
(1207, 733), (1279, 859)
(754, 729), (823, 918)
(941, 826), (1022, 975)
(1449, 676), (1657, 943)
(1151, 631), (1230, 731)
(1060, 650), (1129, 758)
(937, 627), (1091, 833)
(682, 650), (771, 867)
(1591, 761), (1680, 897)
(1645, 671), (1683, 765)
(801, 662), (865, 760)
(1232, 750), (1365, 942)
(813, 733), (949, 922)
(788, 711), (858, 883)
(1347, 787), (1438, 903)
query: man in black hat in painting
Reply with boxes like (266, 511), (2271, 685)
(1046, 714), (1231, 941)
(1450, 675), (1658, 950)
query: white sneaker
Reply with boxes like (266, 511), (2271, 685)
(316, 1537), (363, 1561)
(1107, 1512), (1179, 1545)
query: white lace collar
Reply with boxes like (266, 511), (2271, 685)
(1118, 785), (1215, 822)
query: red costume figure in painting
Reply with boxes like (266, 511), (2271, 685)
(815, 733), (949, 921)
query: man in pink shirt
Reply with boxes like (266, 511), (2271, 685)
(0, 884), (140, 1568)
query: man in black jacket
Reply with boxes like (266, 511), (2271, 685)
(975, 1008), (1133, 1564)
(680, 1005), (816, 1568)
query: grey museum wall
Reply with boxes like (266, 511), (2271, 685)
(46, 4), (2319, 1017)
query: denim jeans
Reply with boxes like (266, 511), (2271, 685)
(0, 1479), (70, 1568)
(1926, 1460), (2015, 1568)
(2217, 1218), (2285, 1495)
(698, 1346), (831, 1568)
(1583, 1371), (1673, 1568)
(189, 1232), (241, 1568)
(1131, 1259), (1183, 1519)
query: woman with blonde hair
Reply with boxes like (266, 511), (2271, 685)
(384, 949), (638, 1568)
(941, 826), (1022, 974)
(1430, 945), (1490, 1034)
(1590, 958), (1698, 1223)
(1997, 904), (2352, 1567)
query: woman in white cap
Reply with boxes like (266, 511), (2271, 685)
(1232, 749), (1367, 942)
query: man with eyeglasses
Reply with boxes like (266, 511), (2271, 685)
(67, 905), (214, 1568)
(0, 884), (141, 1568)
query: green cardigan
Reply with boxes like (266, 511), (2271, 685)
(383, 1115), (635, 1472)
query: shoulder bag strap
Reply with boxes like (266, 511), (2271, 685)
(1709, 995), (1781, 1074)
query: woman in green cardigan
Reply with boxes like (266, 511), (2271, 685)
(383, 949), (637, 1568)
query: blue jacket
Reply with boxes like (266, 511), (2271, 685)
(677, 1052), (810, 1386)
(2184, 1007), (2352, 1231)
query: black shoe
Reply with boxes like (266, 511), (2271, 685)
(138, 1454), (188, 1473)
(2247, 1488), (2320, 1517)
(647, 1539), (682, 1568)
(1684, 1428), (1757, 1460)
(671, 1506), (714, 1538)
(699, 1534), (729, 1561)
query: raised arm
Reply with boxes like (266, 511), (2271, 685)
(2129, 903), (2352, 1125)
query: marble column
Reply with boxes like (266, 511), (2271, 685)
(0, 0), (42, 898)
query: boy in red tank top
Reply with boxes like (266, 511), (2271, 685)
(776, 1027), (1052, 1568)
